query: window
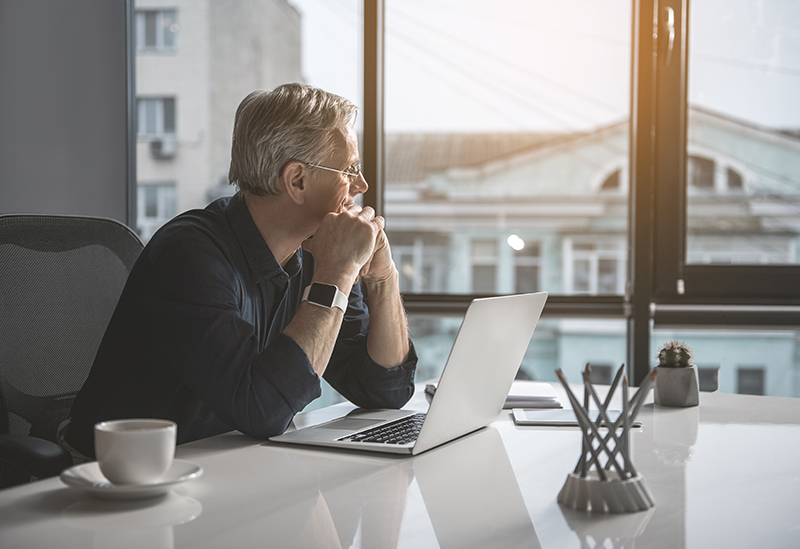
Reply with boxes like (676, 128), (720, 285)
(136, 9), (178, 52)
(564, 238), (626, 295)
(600, 170), (621, 192)
(376, 0), (633, 388)
(471, 239), (498, 293)
(651, 0), (800, 297)
(628, 0), (800, 388)
(726, 168), (743, 191)
(589, 365), (613, 385)
(390, 233), (448, 293)
(687, 155), (714, 190)
(137, 98), (175, 138)
(383, 0), (631, 301)
(684, 2), (800, 270)
(124, 0), (800, 397)
(698, 366), (720, 392)
(513, 239), (540, 294)
(737, 367), (765, 396)
(136, 183), (176, 241)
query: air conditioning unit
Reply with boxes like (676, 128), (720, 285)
(150, 138), (177, 159)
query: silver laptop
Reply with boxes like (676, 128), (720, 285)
(269, 292), (548, 455)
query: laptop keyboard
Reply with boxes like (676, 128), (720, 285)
(337, 413), (426, 445)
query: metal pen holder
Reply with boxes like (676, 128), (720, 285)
(556, 365), (658, 514)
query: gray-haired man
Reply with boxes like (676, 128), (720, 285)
(63, 83), (417, 459)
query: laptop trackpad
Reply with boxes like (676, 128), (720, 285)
(319, 418), (381, 431)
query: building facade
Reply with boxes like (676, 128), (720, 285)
(134, 0), (303, 240)
(385, 110), (800, 396)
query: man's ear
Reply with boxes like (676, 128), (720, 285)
(281, 161), (307, 205)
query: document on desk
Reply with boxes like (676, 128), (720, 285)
(425, 380), (563, 409)
(512, 408), (642, 427)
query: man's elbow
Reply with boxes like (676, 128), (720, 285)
(391, 384), (415, 409)
(239, 413), (294, 440)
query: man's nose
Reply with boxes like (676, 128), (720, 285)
(352, 172), (368, 195)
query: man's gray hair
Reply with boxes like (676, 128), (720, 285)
(228, 83), (357, 196)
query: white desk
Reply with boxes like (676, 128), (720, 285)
(1, 384), (799, 548)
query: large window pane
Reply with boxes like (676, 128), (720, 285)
(385, 0), (631, 296)
(687, 0), (800, 265)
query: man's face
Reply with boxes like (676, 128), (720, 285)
(305, 125), (368, 220)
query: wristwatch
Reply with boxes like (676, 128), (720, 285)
(302, 282), (348, 313)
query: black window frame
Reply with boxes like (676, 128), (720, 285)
(119, 2), (800, 366)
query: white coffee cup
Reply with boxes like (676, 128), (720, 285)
(94, 419), (177, 485)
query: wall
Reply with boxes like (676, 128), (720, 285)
(0, 0), (132, 223)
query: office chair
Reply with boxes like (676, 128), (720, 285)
(0, 214), (143, 488)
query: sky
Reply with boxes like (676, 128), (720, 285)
(689, 0), (800, 129)
(289, 0), (800, 133)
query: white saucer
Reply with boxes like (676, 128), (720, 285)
(60, 459), (203, 500)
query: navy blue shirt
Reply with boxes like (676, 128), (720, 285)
(67, 193), (417, 457)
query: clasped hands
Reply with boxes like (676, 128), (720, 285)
(302, 205), (396, 287)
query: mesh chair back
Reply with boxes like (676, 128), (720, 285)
(0, 215), (143, 442)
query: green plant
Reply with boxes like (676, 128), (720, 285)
(656, 341), (693, 368)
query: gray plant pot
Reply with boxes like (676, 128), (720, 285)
(654, 365), (700, 407)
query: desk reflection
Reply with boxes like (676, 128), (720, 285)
(559, 505), (655, 549)
(411, 427), (541, 549)
(61, 492), (203, 549)
(288, 427), (540, 549)
(0, 488), (202, 549)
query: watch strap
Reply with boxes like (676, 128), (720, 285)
(302, 283), (348, 313)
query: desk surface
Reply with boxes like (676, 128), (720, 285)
(1, 384), (799, 549)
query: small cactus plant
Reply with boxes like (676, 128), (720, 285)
(656, 341), (693, 368)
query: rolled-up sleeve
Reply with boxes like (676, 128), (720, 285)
(322, 283), (417, 409)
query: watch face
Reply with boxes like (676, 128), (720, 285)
(307, 283), (337, 307)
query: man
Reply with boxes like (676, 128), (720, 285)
(62, 83), (417, 459)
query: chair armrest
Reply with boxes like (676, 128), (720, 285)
(0, 434), (75, 480)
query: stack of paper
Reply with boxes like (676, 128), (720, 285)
(424, 380), (563, 409)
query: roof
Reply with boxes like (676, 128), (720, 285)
(384, 132), (566, 183)
(382, 108), (800, 185)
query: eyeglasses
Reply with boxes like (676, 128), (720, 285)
(304, 162), (362, 182)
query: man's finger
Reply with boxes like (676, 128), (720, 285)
(358, 206), (376, 220)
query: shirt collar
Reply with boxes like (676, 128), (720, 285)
(225, 192), (301, 282)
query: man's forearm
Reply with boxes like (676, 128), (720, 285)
(364, 269), (411, 369)
(283, 264), (360, 378)
(283, 303), (343, 378)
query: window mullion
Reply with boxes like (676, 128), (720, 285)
(628, 0), (659, 384)
(651, 0), (688, 299)
(363, 0), (384, 215)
